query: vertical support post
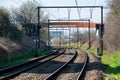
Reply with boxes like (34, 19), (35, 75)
(69, 29), (70, 49)
(77, 27), (78, 49)
(88, 19), (91, 49)
(101, 6), (104, 55)
(48, 19), (50, 47)
(56, 27), (57, 47)
(35, 24), (38, 56)
(67, 8), (71, 49)
(98, 6), (103, 56)
(37, 7), (40, 49)
(60, 31), (61, 48)
(63, 28), (64, 48)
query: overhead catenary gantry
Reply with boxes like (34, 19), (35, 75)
(47, 19), (91, 49)
(37, 6), (104, 56)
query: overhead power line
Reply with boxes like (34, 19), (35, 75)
(12, 0), (21, 5)
(18, 0), (24, 4)
(75, 0), (81, 19)
(33, 0), (58, 19)
(89, 0), (97, 19)
(67, 8), (71, 20)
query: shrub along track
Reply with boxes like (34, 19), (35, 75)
(10, 48), (76, 80)
(0, 48), (65, 80)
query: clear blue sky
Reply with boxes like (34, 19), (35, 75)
(0, 0), (109, 22)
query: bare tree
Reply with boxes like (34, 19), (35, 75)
(0, 7), (23, 41)
(0, 7), (10, 36)
(12, 1), (48, 37)
(104, 0), (120, 52)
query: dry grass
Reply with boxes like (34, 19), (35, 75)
(0, 36), (47, 64)
(0, 38), (21, 61)
(0, 37), (36, 64)
(0, 37), (21, 53)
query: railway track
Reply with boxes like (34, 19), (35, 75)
(44, 49), (88, 80)
(11, 49), (76, 80)
(0, 48), (89, 80)
(0, 48), (65, 80)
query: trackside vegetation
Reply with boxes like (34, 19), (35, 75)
(102, 51), (120, 80)
(81, 45), (120, 80)
(64, 44), (120, 80)
(0, 1), (49, 68)
(0, 48), (52, 68)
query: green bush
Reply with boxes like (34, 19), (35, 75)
(5, 25), (24, 42)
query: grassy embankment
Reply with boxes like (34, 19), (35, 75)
(102, 51), (120, 79)
(65, 43), (120, 80)
(0, 48), (52, 68)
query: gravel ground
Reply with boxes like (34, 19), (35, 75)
(55, 49), (86, 80)
(83, 51), (104, 80)
(9, 48), (104, 80)
(11, 49), (74, 80)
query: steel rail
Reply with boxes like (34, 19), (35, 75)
(44, 50), (77, 80)
(0, 48), (60, 73)
(77, 51), (89, 80)
(0, 48), (66, 80)
(44, 50), (89, 80)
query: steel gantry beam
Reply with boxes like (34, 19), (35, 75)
(49, 22), (96, 28)
(38, 6), (103, 8)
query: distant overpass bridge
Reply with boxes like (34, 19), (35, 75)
(41, 22), (99, 28)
